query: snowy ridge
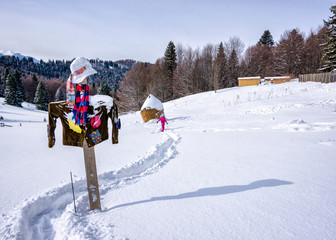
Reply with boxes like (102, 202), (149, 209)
(0, 50), (40, 63)
(0, 130), (180, 239)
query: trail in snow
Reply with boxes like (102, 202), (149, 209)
(0, 130), (180, 240)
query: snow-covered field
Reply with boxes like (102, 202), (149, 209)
(0, 81), (336, 239)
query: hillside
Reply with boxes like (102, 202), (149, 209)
(0, 54), (135, 93)
(0, 81), (336, 239)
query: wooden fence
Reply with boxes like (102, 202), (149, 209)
(299, 72), (336, 83)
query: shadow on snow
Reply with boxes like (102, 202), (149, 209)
(107, 179), (293, 211)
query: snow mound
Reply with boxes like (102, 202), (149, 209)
(289, 118), (306, 125)
(273, 118), (336, 132)
(141, 94), (163, 111)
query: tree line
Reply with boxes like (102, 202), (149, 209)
(0, 57), (135, 109)
(116, 27), (326, 112)
(116, 4), (336, 112)
(0, 68), (127, 111)
(0, 56), (134, 88)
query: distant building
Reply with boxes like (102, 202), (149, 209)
(238, 76), (291, 87)
(238, 76), (261, 87)
(264, 76), (291, 84)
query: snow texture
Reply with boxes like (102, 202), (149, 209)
(1, 81), (336, 239)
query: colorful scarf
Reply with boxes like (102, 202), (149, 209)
(66, 74), (75, 108)
(72, 84), (90, 125)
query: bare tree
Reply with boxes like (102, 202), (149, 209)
(303, 26), (327, 73)
(274, 29), (305, 76)
(148, 58), (165, 101)
(174, 45), (194, 97)
(224, 36), (245, 62)
(242, 44), (275, 77)
(191, 48), (203, 93)
(116, 62), (150, 111)
(201, 43), (216, 91)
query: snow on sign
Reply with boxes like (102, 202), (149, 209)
(140, 94), (164, 122)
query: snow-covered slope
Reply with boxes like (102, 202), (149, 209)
(0, 81), (336, 239)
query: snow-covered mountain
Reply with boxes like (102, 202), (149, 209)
(0, 81), (336, 239)
(0, 50), (40, 63)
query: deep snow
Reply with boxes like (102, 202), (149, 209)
(0, 81), (336, 239)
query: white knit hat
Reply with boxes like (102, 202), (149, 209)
(70, 57), (97, 84)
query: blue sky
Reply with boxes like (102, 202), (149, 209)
(0, 0), (334, 63)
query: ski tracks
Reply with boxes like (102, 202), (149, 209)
(0, 130), (180, 240)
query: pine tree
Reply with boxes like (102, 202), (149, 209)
(0, 68), (9, 97)
(98, 81), (112, 96)
(258, 30), (275, 46)
(3, 70), (24, 107)
(228, 49), (239, 87)
(163, 41), (177, 101)
(32, 74), (38, 83)
(55, 87), (65, 101)
(14, 71), (25, 106)
(214, 42), (228, 91)
(34, 81), (49, 111)
(5, 73), (18, 106)
(320, 5), (336, 72)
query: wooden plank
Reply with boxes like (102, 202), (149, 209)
(83, 139), (102, 211)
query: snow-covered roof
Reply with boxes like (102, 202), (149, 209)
(141, 94), (163, 111)
(238, 76), (261, 80)
(264, 76), (291, 79)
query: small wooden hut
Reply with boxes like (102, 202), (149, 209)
(238, 76), (261, 87)
(140, 94), (164, 122)
(264, 76), (291, 84)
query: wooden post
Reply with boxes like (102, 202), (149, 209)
(83, 140), (102, 211)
